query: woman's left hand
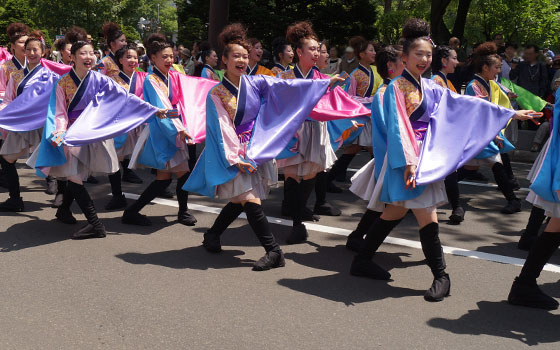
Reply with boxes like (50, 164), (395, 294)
(404, 164), (417, 190)
(179, 130), (193, 144)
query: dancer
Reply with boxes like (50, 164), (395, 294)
(185, 23), (359, 269)
(123, 33), (197, 227)
(277, 21), (346, 243)
(28, 29), (162, 239)
(0, 31), (57, 211)
(0, 23), (29, 190)
(346, 44), (404, 252)
(508, 88), (560, 310)
(196, 49), (220, 81)
(98, 23), (143, 211)
(464, 42), (521, 214)
(328, 36), (377, 188)
(431, 45), (464, 224)
(271, 37), (293, 75)
(313, 40), (343, 217)
(55, 39), (72, 65)
(349, 19), (534, 302)
(246, 38), (275, 76)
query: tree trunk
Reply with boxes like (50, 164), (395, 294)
(384, 0), (392, 14)
(430, 0), (452, 44)
(208, 0), (230, 55)
(451, 0), (473, 40)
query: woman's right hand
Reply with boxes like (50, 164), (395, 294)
(236, 160), (256, 174)
(329, 74), (345, 86)
(513, 110), (535, 121)
(50, 130), (65, 147)
(179, 130), (193, 144)
(404, 164), (417, 190)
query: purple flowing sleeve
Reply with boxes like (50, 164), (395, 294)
(416, 89), (515, 185)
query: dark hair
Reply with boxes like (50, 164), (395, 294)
(102, 22), (124, 46)
(248, 37), (260, 48)
(144, 33), (171, 58)
(218, 23), (250, 58)
(525, 44), (539, 53)
(200, 49), (216, 64)
(7, 23), (29, 44)
(272, 36), (290, 62)
(401, 18), (431, 54)
(376, 45), (403, 79)
(493, 33), (503, 40)
(286, 21), (318, 49)
(24, 30), (46, 52)
(115, 44), (139, 70)
(432, 45), (454, 72)
(349, 36), (373, 58)
(65, 26), (88, 44)
(55, 38), (69, 52)
(472, 42), (500, 73)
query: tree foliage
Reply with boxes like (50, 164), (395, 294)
(0, 0), (178, 46)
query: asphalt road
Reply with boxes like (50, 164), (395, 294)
(0, 152), (558, 349)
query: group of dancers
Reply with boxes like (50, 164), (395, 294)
(0, 18), (559, 310)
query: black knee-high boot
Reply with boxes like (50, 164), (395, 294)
(518, 206), (546, 251)
(329, 153), (355, 182)
(187, 144), (198, 171)
(69, 181), (106, 240)
(0, 160), (23, 212)
(508, 232), (560, 310)
(244, 202), (285, 271)
(55, 181), (76, 224)
(177, 173), (196, 226)
(346, 210), (382, 252)
(105, 170), (127, 210)
(202, 202), (244, 253)
(0, 146), (7, 189)
(314, 171), (341, 216)
(121, 159), (143, 184)
(351, 217), (401, 280)
(492, 162), (520, 214)
(445, 171), (465, 224)
(286, 177), (316, 244)
(419, 223), (450, 302)
(501, 153), (520, 189)
(122, 178), (172, 226)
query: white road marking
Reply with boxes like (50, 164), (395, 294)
(122, 192), (560, 273)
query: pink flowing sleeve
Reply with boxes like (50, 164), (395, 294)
(0, 77), (16, 110)
(0, 67), (7, 99)
(54, 85), (69, 132)
(210, 94), (243, 166)
(394, 85), (419, 166)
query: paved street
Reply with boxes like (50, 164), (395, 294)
(0, 152), (559, 349)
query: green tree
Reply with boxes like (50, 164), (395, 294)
(0, 0), (36, 45)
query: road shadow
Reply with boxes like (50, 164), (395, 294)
(427, 300), (560, 346)
(277, 273), (424, 306)
(284, 242), (425, 273)
(116, 246), (255, 270)
(0, 217), (71, 252)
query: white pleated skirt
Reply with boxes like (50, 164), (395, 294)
(525, 138), (560, 218)
(27, 139), (119, 180)
(216, 160), (278, 201)
(129, 127), (189, 173)
(277, 120), (337, 176)
(349, 158), (384, 212)
(465, 152), (502, 167)
(352, 119), (373, 147)
(0, 129), (42, 159)
(116, 126), (144, 161)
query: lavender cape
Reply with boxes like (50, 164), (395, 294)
(33, 70), (158, 175)
(0, 66), (60, 132)
(415, 85), (516, 186)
